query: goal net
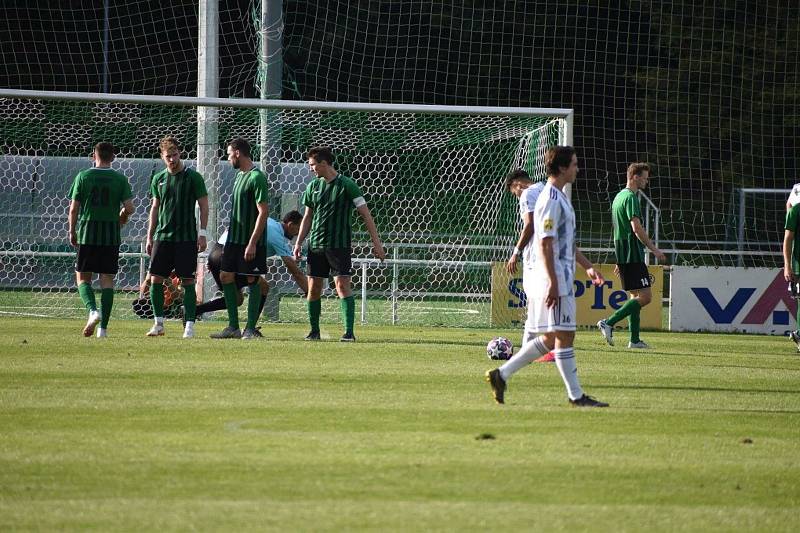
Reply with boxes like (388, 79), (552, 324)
(0, 93), (567, 326)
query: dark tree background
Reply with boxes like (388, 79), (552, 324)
(1, 0), (798, 251)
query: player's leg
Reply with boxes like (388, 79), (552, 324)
(147, 240), (174, 336)
(599, 263), (645, 346)
(242, 276), (263, 338)
(241, 244), (267, 339)
(304, 249), (329, 340)
(257, 278), (269, 317)
(174, 242), (199, 338)
(500, 273), (554, 379)
(76, 270), (100, 337)
(97, 273), (114, 338)
(330, 249), (355, 342)
(210, 243), (244, 338)
(627, 287), (652, 348)
(305, 276), (325, 340)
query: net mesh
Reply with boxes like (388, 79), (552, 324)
(0, 96), (564, 325)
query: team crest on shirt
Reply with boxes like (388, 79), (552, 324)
(543, 218), (554, 231)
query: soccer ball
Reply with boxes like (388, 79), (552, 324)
(486, 337), (513, 360)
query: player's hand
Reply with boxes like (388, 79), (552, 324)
(586, 267), (604, 287)
(785, 265), (796, 282)
(197, 235), (207, 253)
(293, 243), (302, 261)
(545, 281), (559, 308)
(373, 243), (386, 261)
(506, 254), (518, 274)
(653, 248), (667, 263)
(146, 238), (153, 256)
(244, 242), (256, 261)
(119, 209), (130, 225)
(69, 232), (77, 247)
(613, 264), (620, 277)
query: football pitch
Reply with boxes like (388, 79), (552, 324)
(1, 318), (798, 531)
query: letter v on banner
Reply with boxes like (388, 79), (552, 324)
(742, 271), (798, 324)
(691, 287), (756, 323)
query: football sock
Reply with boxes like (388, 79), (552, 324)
(246, 282), (261, 330)
(500, 337), (548, 381)
(522, 329), (537, 345)
(340, 295), (355, 334)
(222, 282), (240, 329)
(196, 297), (227, 315)
(183, 283), (197, 322)
(150, 282), (164, 319)
(78, 282), (96, 311)
(100, 288), (114, 329)
(629, 307), (641, 343)
(606, 298), (641, 327)
(308, 299), (321, 332)
(554, 348), (584, 400)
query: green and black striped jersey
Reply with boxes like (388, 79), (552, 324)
(150, 167), (208, 242)
(68, 167), (133, 246)
(611, 188), (645, 264)
(785, 204), (800, 272)
(226, 168), (269, 245)
(302, 174), (364, 249)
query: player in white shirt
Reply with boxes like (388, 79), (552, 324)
(503, 169), (554, 363)
(487, 146), (609, 407)
(787, 183), (800, 210)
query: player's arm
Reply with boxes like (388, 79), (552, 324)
(293, 207), (313, 261)
(630, 216), (666, 263)
(539, 236), (559, 308)
(576, 248), (604, 287)
(68, 199), (80, 247)
(146, 197), (159, 256)
(196, 195), (209, 252)
(507, 211), (533, 274)
(120, 198), (134, 223)
(280, 255), (309, 295)
(356, 203), (386, 261)
(783, 229), (795, 282)
(245, 202), (269, 261)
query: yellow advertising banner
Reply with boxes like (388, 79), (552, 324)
(490, 263), (663, 328)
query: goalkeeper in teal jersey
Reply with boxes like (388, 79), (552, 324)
(67, 142), (135, 338)
(597, 162), (666, 349)
(783, 203), (800, 351)
(293, 146), (386, 342)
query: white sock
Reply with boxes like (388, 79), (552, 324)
(521, 329), (537, 345)
(499, 337), (548, 381)
(184, 320), (194, 329)
(155, 317), (164, 326)
(554, 348), (583, 400)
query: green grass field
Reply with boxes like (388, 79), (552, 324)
(1, 318), (799, 531)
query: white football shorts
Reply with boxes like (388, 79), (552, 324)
(523, 273), (576, 333)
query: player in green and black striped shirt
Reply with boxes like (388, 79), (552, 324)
(597, 162), (666, 349)
(210, 137), (270, 340)
(783, 202), (800, 351)
(145, 137), (209, 339)
(68, 142), (135, 338)
(293, 146), (386, 342)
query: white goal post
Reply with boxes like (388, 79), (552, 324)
(0, 88), (572, 327)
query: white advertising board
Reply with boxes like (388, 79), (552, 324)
(670, 266), (793, 335)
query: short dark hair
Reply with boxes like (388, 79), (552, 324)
(504, 169), (532, 191)
(228, 137), (251, 158)
(282, 210), (302, 225)
(94, 142), (115, 162)
(544, 146), (576, 176)
(307, 146), (334, 164)
(627, 162), (651, 179)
